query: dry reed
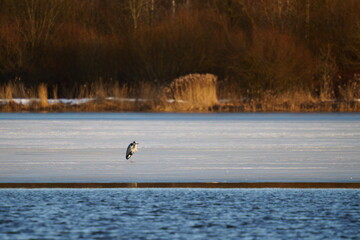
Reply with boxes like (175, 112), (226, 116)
(1, 76), (360, 112)
(52, 85), (58, 101)
(339, 80), (360, 101)
(163, 74), (218, 111)
(5, 84), (13, 100)
(37, 84), (49, 108)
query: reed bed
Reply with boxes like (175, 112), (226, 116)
(160, 74), (218, 111)
(1, 76), (359, 113)
(38, 84), (49, 108)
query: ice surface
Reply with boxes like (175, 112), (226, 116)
(0, 113), (360, 182)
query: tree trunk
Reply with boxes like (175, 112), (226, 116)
(172, 0), (176, 16)
(305, 0), (310, 41)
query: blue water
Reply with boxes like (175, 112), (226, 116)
(1, 189), (359, 239)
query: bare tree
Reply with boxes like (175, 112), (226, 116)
(127, 0), (157, 30)
(172, 0), (176, 15)
(305, 0), (310, 41)
(13, 0), (67, 51)
(0, 0), (70, 79)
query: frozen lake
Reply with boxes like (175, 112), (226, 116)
(0, 113), (360, 182)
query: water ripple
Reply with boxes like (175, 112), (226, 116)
(1, 189), (359, 239)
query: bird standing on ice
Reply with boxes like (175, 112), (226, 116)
(126, 141), (139, 160)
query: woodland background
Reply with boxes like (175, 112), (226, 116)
(0, 0), (359, 109)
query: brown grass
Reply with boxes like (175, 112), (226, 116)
(161, 74), (218, 111)
(5, 84), (13, 100)
(38, 84), (48, 108)
(339, 80), (360, 101)
(213, 89), (360, 113)
(52, 85), (58, 101)
(0, 76), (360, 112)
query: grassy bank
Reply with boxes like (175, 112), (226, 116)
(1, 76), (359, 113)
(2, 99), (359, 113)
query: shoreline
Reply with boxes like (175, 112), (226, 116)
(1, 182), (360, 189)
(1, 98), (360, 113)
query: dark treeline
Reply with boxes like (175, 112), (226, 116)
(0, 0), (359, 98)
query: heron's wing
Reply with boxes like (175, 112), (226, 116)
(126, 152), (133, 160)
(126, 144), (133, 159)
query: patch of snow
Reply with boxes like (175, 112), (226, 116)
(166, 99), (188, 103)
(0, 97), (153, 105)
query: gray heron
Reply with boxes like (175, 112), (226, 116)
(126, 141), (139, 160)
